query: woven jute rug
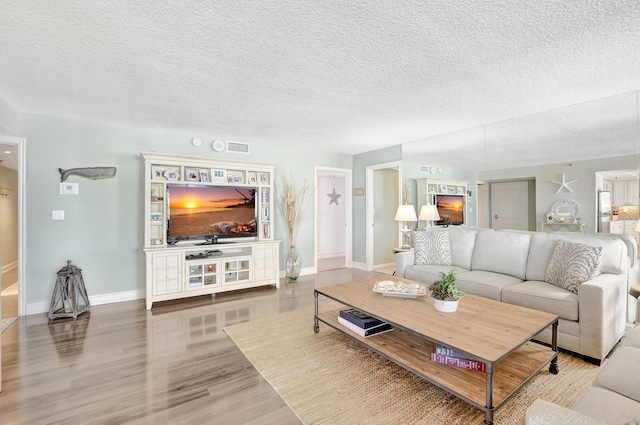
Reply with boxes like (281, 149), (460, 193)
(225, 303), (600, 425)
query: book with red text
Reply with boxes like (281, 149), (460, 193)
(430, 353), (486, 372)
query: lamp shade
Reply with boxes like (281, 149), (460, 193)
(419, 204), (440, 221)
(395, 204), (417, 222)
(635, 220), (640, 232)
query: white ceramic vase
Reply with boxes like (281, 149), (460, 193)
(432, 298), (459, 313)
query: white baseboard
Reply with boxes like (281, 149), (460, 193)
(26, 289), (144, 316)
(317, 253), (346, 260)
(352, 261), (369, 271)
(373, 262), (395, 271)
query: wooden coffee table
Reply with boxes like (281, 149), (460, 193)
(314, 276), (559, 425)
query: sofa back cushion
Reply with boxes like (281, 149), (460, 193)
(413, 231), (452, 266)
(527, 233), (627, 281)
(471, 231), (531, 279)
(430, 227), (478, 269)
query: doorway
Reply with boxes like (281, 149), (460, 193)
(365, 162), (401, 272)
(315, 167), (352, 272)
(0, 135), (25, 333)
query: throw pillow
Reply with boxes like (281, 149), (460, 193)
(413, 231), (453, 266)
(545, 240), (602, 294)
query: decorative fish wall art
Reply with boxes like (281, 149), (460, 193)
(59, 167), (117, 182)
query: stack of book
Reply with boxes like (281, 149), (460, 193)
(431, 344), (486, 372)
(338, 309), (393, 338)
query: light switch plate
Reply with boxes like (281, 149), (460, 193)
(52, 210), (64, 220)
(60, 182), (79, 195)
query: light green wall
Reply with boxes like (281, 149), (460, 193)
(19, 113), (351, 305)
(485, 155), (638, 232)
(0, 97), (19, 136)
(402, 161), (479, 227)
(352, 145), (402, 264)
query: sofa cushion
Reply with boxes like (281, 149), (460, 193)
(404, 265), (469, 286)
(413, 231), (452, 266)
(572, 388), (640, 425)
(526, 233), (561, 282)
(454, 270), (523, 301)
(430, 227), (478, 269)
(545, 240), (602, 294)
(593, 346), (640, 403)
(471, 231), (531, 279)
(502, 280), (579, 321)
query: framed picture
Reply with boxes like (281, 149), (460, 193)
(457, 186), (464, 195)
(211, 168), (226, 183)
(447, 186), (456, 194)
(438, 184), (448, 193)
(258, 172), (269, 184)
(150, 212), (162, 223)
(248, 171), (257, 184)
(428, 186), (435, 194)
(199, 170), (210, 182)
(227, 170), (244, 184)
(151, 166), (166, 180)
(185, 168), (200, 182)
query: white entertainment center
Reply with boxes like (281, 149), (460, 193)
(141, 152), (280, 309)
(417, 178), (469, 227)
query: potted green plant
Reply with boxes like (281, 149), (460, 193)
(428, 270), (465, 312)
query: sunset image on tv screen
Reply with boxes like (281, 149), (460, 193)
(168, 186), (256, 237)
(436, 195), (464, 224)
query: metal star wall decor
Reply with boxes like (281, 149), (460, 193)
(327, 188), (341, 206)
(551, 173), (577, 193)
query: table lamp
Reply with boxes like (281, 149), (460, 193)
(419, 204), (440, 229)
(395, 204), (417, 249)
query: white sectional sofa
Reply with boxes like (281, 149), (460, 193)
(395, 227), (637, 364)
(525, 326), (640, 424)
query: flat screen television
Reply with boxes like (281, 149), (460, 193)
(435, 194), (464, 226)
(166, 184), (257, 244)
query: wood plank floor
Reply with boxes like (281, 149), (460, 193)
(0, 268), (382, 425)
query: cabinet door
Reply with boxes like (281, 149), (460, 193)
(613, 181), (628, 205)
(254, 244), (277, 281)
(152, 252), (182, 295)
(610, 221), (624, 234)
(628, 181), (639, 205)
(624, 220), (638, 234)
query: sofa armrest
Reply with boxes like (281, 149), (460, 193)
(525, 400), (607, 425)
(395, 251), (415, 278)
(578, 273), (627, 360)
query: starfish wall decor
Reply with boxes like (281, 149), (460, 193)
(327, 188), (341, 206)
(551, 173), (577, 193)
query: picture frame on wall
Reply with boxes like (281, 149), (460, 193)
(199, 170), (210, 182)
(248, 171), (257, 184)
(185, 168), (200, 182)
(258, 172), (269, 185)
(211, 169), (226, 183)
(457, 186), (464, 195)
(447, 186), (456, 194)
(438, 184), (448, 193)
(150, 212), (162, 223)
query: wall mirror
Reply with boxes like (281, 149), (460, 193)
(549, 199), (579, 223)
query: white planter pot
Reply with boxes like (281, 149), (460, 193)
(432, 298), (459, 313)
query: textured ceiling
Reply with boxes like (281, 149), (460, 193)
(0, 1), (639, 169)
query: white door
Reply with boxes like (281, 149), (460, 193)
(373, 169), (398, 266)
(490, 181), (529, 231)
(316, 171), (348, 271)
